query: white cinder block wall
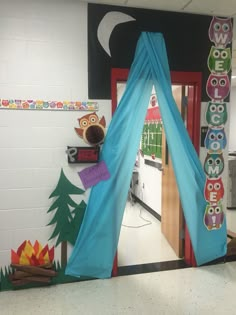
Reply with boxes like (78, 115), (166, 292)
(0, 0), (111, 267)
(229, 86), (236, 151)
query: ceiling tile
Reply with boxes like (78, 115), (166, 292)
(185, 0), (236, 16)
(80, 0), (126, 6)
(82, 0), (236, 16)
(124, 0), (188, 11)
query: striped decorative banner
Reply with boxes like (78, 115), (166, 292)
(0, 99), (99, 111)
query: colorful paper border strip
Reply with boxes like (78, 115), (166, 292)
(0, 99), (99, 111)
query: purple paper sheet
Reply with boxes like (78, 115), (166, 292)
(78, 160), (110, 189)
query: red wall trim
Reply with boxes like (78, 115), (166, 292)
(111, 68), (129, 115)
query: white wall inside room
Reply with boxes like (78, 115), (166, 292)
(134, 157), (162, 216)
(229, 86), (236, 152)
(227, 86), (236, 232)
(0, 0), (111, 268)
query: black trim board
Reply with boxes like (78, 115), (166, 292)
(132, 195), (161, 222)
(117, 260), (190, 276)
(117, 256), (236, 277)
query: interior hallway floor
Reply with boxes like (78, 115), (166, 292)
(118, 200), (180, 267)
(1, 261), (236, 315)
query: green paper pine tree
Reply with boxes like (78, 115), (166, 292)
(47, 169), (85, 267)
(69, 200), (86, 245)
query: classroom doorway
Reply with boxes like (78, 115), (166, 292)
(111, 69), (202, 273)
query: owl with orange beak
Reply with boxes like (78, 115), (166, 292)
(75, 112), (106, 145)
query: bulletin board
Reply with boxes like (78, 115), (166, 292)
(141, 94), (162, 159)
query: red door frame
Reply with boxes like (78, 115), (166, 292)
(111, 68), (202, 275)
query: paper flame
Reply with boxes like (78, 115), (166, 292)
(11, 240), (54, 266)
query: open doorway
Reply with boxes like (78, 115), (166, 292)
(111, 69), (202, 273)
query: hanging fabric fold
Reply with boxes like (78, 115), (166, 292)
(66, 32), (227, 279)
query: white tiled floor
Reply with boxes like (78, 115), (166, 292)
(1, 201), (236, 314)
(1, 262), (236, 315)
(118, 201), (179, 266)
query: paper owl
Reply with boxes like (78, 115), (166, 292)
(204, 177), (224, 203)
(75, 112), (106, 145)
(204, 202), (224, 230)
(207, 46), (231, 74)
(205, 102), (227, 127)
(204, 153), (224, 178)
(208, 17), (233, 47)
(206, 74), (230, 101)
(204, 127), (226, 153)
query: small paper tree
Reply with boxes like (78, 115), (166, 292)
(47, 169), (85, 267)
(69, 200), (86, 244)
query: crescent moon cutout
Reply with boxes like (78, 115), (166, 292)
(97, 11), (136, 57)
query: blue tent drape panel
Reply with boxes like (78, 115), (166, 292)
(66, 32), (227, 279)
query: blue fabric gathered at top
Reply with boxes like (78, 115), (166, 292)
(66, 32), (227, 279)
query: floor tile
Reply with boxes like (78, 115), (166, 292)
(1, 262), (236, 315)
(118, 201), (179, 266)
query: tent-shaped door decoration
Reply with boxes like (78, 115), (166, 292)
(203, 17), (232, 230)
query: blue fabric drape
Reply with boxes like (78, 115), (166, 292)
(66, 32), (227, 279)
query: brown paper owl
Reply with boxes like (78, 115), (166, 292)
(75, 112), (106, 145)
